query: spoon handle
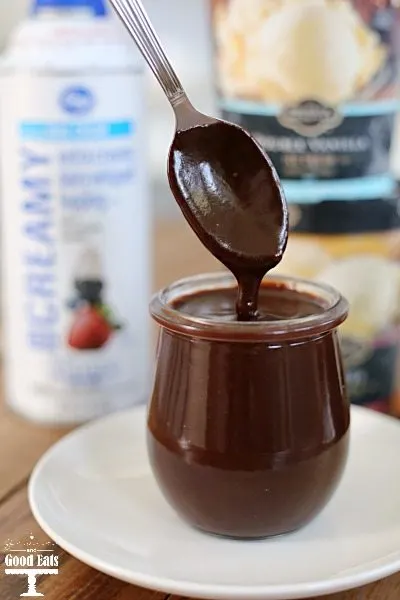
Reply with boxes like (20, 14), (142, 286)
(109, 0), (187, 108)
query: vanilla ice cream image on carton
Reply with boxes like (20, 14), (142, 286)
(214, 0), (387, 104)
(210, 0), (400, 197)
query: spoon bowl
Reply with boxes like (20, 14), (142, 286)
(169, 111), (288, 273)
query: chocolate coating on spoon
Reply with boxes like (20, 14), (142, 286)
(168, 121), (288, 320)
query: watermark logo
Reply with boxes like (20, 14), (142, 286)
(4, 534), (59, 597)
(60, 86), (95, 116)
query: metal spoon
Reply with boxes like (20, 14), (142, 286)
(109, 0), (288, 320)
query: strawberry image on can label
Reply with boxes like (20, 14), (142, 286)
(68, 305), (121, 351)
(66, 247), (124, 352)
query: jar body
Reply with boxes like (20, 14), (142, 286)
(148, 314), (350, 538)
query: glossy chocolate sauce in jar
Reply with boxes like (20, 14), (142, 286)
(147, 272), (350, 539)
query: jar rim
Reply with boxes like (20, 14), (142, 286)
(150, 272), (349, 341)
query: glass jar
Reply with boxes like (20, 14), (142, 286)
(147, 272), (350, 539)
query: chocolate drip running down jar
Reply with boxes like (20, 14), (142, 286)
(147, 273), (350, 539)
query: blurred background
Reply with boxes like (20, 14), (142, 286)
(0, 0), (215, 219)
(3, 1), (400, 209)
(1, 0), (400, 422)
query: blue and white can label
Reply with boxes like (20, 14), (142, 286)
(1, 73), (150, 423)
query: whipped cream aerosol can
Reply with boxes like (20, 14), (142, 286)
(0, 0), (150, 424)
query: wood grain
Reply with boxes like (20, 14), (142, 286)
(0, 220), (399, 600)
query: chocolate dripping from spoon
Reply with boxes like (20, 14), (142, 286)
(109, 0), (288, 321)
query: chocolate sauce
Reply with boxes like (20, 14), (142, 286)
(173, 283), (323, 322)
(148, 278), (350, 538)
(149, 84), (347, 540)
(168, 121), (288, 320)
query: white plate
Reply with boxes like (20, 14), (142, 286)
(29, 405), (400, 600)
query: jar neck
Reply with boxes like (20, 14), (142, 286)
(150, 272), (349, 343)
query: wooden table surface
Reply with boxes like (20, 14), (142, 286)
(0, 220), (399, 600)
